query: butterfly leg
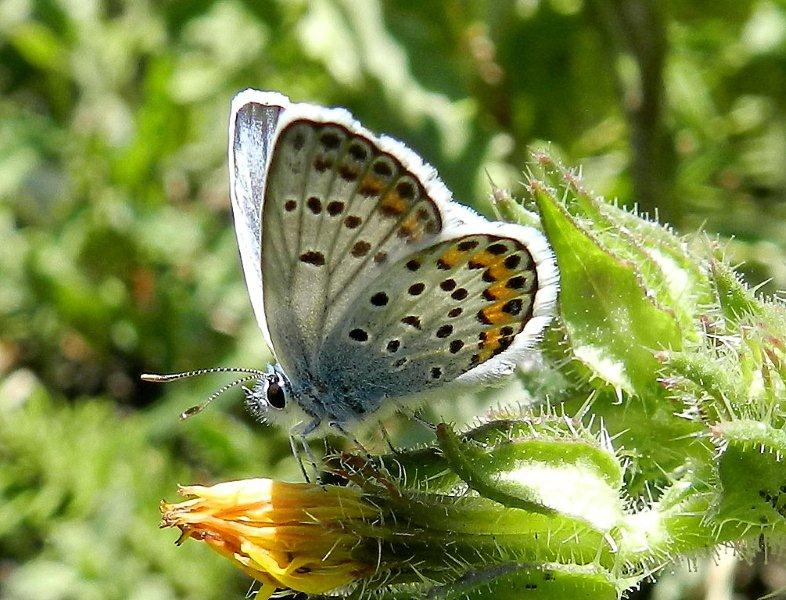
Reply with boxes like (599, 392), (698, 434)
(300, 435), (320, 482)
(286, 417), (322, 482)
(329, 421), (373, 460)
(379, 422), (398, 454)
(328, 421), (403, 494)
(289, 434), (312, 483)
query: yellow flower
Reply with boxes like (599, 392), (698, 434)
(160, 478), (379, 599)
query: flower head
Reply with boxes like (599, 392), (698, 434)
(160, 478), (378, 599)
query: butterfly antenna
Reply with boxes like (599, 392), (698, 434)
(141, 367), (266, 383)
(179, 375), (258, 420)
(141, 368), (266, 421)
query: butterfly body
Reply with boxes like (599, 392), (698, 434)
(229, 90), (559, 439)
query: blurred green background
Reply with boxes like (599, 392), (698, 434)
(1, 1), (785, 598)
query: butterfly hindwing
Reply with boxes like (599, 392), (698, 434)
(316, 232), (545, 415)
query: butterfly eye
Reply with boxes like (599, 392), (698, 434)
(266, 383), (286, 410)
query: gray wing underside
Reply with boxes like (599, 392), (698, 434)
(317, 234), (540, 414)
(234, 98), (556, 420)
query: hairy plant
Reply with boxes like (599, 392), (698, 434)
(163, 152), (786, 598)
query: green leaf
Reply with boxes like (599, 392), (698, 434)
(436, 422), (624, 532)
(661, 349), (742, 422)
(714, 442), (786, 533)
(533, 153), (714, 336)
(708, 258), (765, 326)
(490, 185), (543, 229)
(436, 423), (557, 515)
(714, 419), (786, 459)
(423, 563), (620, 600)
(534, 181), (684, 398)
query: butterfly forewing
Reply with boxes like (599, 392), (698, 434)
(316, 234), (541, 414)
(261, 118), (443, 376)
(229, 95), (289, 345)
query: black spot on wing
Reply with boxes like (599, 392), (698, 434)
(370, 292), (389, 306)
(327, 201), (344, 216)
(300, 251), (325, 266)
(401, 316), (422, 329)
(307, 196), (322, 214)
(408, 283), (425, 296)
(348, 328), (369, 342)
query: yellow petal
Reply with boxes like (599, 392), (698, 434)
(163, 478), (377, 596)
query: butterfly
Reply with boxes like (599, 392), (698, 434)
(146, 90), (558, 459)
